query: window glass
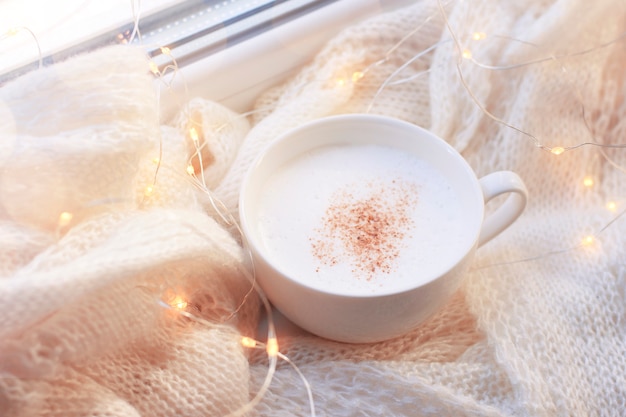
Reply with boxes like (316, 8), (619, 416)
(0, 0), (329, 83)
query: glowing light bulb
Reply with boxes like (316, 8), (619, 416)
(352, 71), (364, 82)
(149, 61), (160, 75)
(241, 337), (257, 348)
(550, 146), (565, 155)
(336, 78), (346, 87)
(58, 211), (73, 227)
(189, 127), (200, 143)
(152, 157), (160, 164)
(472, 31), (487, 41)
(160, 46), (171, 55)
(583, 176), (594, 188)
(581, 235), (595, 246)
(144, 185), (154, 196)
(462, 49), (473, 59)
(169, 295), (188, 310)
(266, 337), (279, 357)
(186, 164), (195, 175)
(606, 201), (618, 212)
(6, 27), (20, 37)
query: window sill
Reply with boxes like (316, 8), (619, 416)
(160, 0), (416, 116)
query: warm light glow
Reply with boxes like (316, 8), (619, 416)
(186, 164), (195, 175)
(149, 61), (160, 75)
(168, 295), (188, 310)
(583, 176), (594, 188)
(58, 211), (73, 227)
(266, 337), (279, 357)
(144, 185), (154, 196)
(352, 71), (364, 82)
(6, 27), (20, 37)
(160, 46), (171, 55)
(241, 337), (257, 348)
(551, 146), (565, 155)
(189, 127), (200, 143)
(336, 78), (346, 87)
(472, 31), (487, 41)
(581, 235), (595, 246)
(462, 49), (472, 59)
(152, 157), (160, 164)
(607, 201), (618, 212)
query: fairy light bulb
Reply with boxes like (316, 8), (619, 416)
(462, 49), (473, 59)
(149, 61), (160, 75)
(266, 337), (279, 357)
(152, 157), (160, 164)
(189, 127), (200, 144)
(336, 78), (346, 87)
(583, 176), (594, 188)
(169, 295), (188, 310)
(6, 27), (20, 37)
(581, 235), (595, 246)
(58, 211), (73, 227)
(352, 71), (364, 82)
(144, 185), (154, 196)
(550, 146), (565, 155)
(160, 46), (171, 55)
(472, 31), (487, 41)
(606, 201), (617, 212)
(241, 337), (257, 348)
(186, 164), (195, 175)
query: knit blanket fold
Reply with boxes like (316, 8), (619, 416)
(2, 0), (626, 415)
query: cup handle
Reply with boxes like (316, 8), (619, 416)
(478, 171), (528, 247)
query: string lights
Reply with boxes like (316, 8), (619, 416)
(333, 1), (626, 269)
(606, 201), (618, 212)
(1, 25), (43, 70)
(583, 176), (594, 188)
(143, 44), (307, 411)
(3, 2), (626, 416)
(57, 211), (74, 228)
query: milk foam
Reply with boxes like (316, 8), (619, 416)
(254, 144), (470, 295)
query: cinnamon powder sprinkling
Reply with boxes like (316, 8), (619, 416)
(310, 179), (417, 281)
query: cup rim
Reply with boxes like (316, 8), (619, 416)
(238, 113), (484, 298)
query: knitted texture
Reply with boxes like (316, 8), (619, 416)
(0, 47), (258, 416)
(2, 0), (626, 415)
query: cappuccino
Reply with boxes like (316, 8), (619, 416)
(254, 143), (470, 295)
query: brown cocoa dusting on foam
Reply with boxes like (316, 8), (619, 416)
(310, 179), (417, 281)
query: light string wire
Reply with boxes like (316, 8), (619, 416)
(128, 0), (142, 44)
(468, 30), (626, 72)
(434, 0), (626, 154)
(429, 0), (626, 268)
(356, 0), (626, 267)
(0, 5), (309, 414)
(3, 1), (625, 414)
(134, 9), (316, 416)
(366, 40), (446, 113)
(86, 1), (626, 410)
(0, 31), (300, 413)
(363, 1), (453, 113)
(146, 114), (315, 416)
(157, 262), (283, 417)
(435, 0), (544, 150)
(1, 26), (43, 70)
(473, 205), (626, 270)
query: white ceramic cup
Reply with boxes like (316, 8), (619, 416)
(239, 114), (527, 343)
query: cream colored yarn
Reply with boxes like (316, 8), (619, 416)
(3, 0), (626, 415)
(0, 47), (258, 416)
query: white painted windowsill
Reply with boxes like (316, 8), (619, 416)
(161, 0), (416, 116)
(1, 0), (415, 116)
